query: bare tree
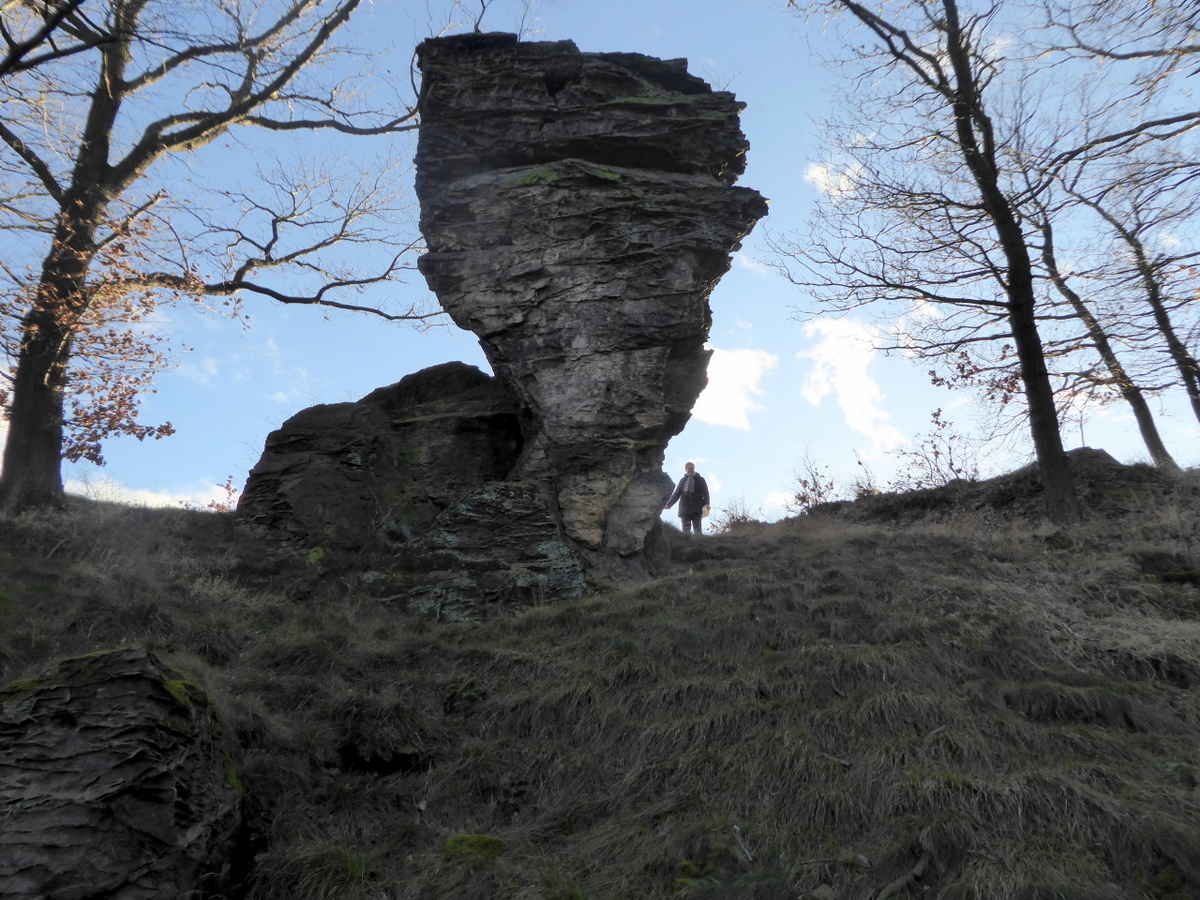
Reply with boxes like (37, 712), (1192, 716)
(0, 0), (431, 513)
(888, 408), (984, 490)
(1064, 175), (1200, 427)
(1031, 204), (1181, 470)
(783, 0), (1084, 522)
(1041, 0), (1200, 74)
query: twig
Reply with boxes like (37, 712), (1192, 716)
(733, 825), (753, 863)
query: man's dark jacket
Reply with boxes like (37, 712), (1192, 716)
(666, 473), (710, 518)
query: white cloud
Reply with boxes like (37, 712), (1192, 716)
(892, 299), (945, 356)
(985, 34), (1015, 60)
(762, 490), (794, 518)
(907, 299), (943, 322)
(804, 159), (862, 199)
(798, 318), (905, 454)
(735, 253), (771, 275)
(693, 347), (779, 430)
(178, 356), (219, 385)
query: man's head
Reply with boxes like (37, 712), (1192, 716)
(684, 462), (695, 474)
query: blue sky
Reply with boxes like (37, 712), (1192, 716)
(24, 0), (1200, 518)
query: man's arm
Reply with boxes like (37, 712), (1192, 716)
(664, 479), (682, 510)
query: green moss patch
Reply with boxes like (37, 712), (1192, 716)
(444, 834), (510, 863)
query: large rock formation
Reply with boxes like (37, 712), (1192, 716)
(415, 33), (767, 556)
(0, 648), (241, 899)
(239, 362), (522, 550)
(238, 362), (587, 614)
(238, 35), (764, 606)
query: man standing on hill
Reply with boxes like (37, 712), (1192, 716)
(664, 461), (711, 535)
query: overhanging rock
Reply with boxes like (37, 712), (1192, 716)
(415, 33), (767, 557)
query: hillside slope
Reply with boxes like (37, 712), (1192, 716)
(2, 475), (1199, 899)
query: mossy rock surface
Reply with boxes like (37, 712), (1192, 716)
(444, 834), (510, 862)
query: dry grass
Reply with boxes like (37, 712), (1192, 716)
(2, 476), (1200, 899)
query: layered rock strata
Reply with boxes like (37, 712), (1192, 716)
(238, 362), (522, 550)
(388, 481), (587, 620)
(415, 33), (767, 556)
(0, 648), (241, 899)
(238, 363), (587, 614)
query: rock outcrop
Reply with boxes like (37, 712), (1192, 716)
(238, 362), (586, 615)
(380, 481), (588, 620)
(238, 35), (764, 607)
(415, 33), (767, 556)
(0, 648), (241, 899)
(239, 362), (522, 550)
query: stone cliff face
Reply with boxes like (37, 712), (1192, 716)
(238, 363), (587, 615)
(415, 33), (767, 556)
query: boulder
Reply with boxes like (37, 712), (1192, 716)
(0, 647), (241, 900)
(415, 33), (767, 556)
(238, 362), (522, 549)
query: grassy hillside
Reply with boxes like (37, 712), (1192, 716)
(2, 472), (1200, 900)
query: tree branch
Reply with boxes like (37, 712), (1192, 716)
(0, 119), (63, 202)
(0, 0), (103, 78)
(244, 112), (419, 135)
(114, 0), (365, 189)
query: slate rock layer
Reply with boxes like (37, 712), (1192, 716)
(238, 362), (522, 549)
(415, 33), (767, 556)
(0, 648), (241, 900)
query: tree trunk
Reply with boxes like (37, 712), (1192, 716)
(1, 21), (117, 513)
(1074, 191), (1200, 427)
(0, 313), (72, 513)
(1133, 255), (1200, 426)
(1040, 220), (1180, 471)
(1120, 379), (1181, 471)
(939, 0), (1082, 523)
(1007, 274), (1084, 523)
(0, 209), (99, 514)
